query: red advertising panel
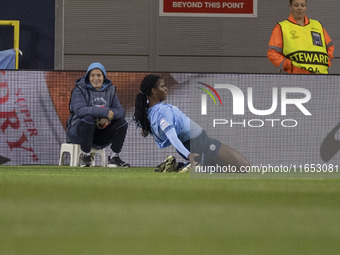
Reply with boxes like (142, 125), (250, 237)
(160, 0), (257, 17)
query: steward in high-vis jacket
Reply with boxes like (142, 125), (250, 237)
(268, 14), (334, 74)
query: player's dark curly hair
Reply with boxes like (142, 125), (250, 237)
(133, 74), (162, 135)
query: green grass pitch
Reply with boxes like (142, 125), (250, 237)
(1, 166), (340, 255)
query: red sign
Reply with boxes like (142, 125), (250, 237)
(160, 0), (257, 17)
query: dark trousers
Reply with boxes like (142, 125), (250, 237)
(68, 115), (128, 154)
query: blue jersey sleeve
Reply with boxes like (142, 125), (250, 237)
(157, 106), (174, 134)
(165, 127), (190, 159)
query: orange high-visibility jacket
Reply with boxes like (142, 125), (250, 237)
(268, 14), (334, 74)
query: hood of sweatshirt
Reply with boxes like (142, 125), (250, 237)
(79, 62), (112, 91)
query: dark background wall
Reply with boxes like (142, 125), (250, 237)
(0, 0), (339, 73)
(0, 0), (55, 69)
(57, 0), (339, 73)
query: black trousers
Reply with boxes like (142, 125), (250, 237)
(68, 115), (128, 154)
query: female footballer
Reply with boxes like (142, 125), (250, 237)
(133, 74), (250, 172)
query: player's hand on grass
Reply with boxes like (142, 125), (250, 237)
(188, 153), (199, 168)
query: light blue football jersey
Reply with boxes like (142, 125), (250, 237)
(148, 103), (202, 148)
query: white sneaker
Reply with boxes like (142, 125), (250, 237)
(107, 155), (130, 167)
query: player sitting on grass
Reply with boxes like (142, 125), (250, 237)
(133, 74), (250, 172)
